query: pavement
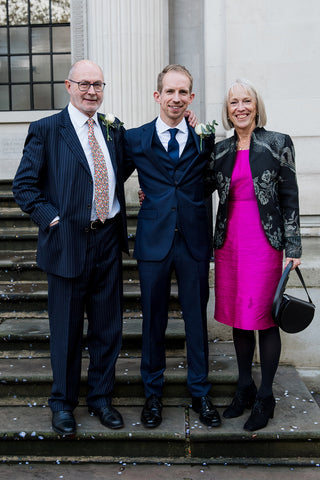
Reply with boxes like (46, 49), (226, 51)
(0, 462), (320, 480)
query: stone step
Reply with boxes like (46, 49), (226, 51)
(0, 227), (39, 250)
(0, 180), (13, 192)
(0, 251), (140, 282)
(0, 313), (185, 355)
(0, 180), (138, 215)
(0, 366), (318, 463)
(0, 280), (181, 312)
(0, 193), (16, 208)
(0, 344), (235, 402)
(0, 226), (137, 251)
(0, 235), (318, 284)
(0, 209), (140, 229)
(0, 208), (34, 228)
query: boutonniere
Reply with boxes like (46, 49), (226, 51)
(99, 113), (124, 141)
(195, 120), (218, 151)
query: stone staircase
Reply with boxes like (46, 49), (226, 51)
(0, 179), (319, 465)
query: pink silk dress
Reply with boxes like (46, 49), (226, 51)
(214, 150), (283, 330)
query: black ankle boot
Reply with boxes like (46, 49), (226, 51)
(243, 394), (275, 431)
(223, 381), (257, 419)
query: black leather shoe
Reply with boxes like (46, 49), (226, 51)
(192, 395), (221, 427)
(141, 394), (162, 428)
(52, 410), (76, 435)
(243, 394), (276, 431)
(223, 381), (257, 419)
(88, 405), (124, 429)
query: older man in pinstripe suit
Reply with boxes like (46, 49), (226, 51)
(12, 60), (128, 435)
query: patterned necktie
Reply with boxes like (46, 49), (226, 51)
(168, 128), (179, 163)
(87, 117), (109, 222)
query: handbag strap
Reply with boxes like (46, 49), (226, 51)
(294, 265), (313, 304)
(272, 261), (314, 321)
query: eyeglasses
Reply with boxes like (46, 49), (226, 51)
(68, 79), (106, 92)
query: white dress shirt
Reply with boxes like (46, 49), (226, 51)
(155, 116), (188, 156)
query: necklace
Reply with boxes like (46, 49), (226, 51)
(237, 139), (251, 150)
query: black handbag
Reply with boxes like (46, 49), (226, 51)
(272, 261), (315, 333)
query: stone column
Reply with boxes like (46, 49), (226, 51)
(70, 0), (88, 62)
(168, 0), (205, 119)
(84, 0), (169, 205)
(86, 0), (169, 129)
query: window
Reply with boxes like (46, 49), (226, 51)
(0, 0), (71, 111)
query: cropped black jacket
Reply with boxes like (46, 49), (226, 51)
(204, 127), (302, 258)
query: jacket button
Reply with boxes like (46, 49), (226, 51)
(88, 204), (91, 209)
(172, 207), (176, 211)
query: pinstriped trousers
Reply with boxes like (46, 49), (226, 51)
(47, 217), (123, 412)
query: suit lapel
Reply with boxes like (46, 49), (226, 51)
(188, 124), (201, 154)
(141, 120), (173, 182)
(176, 124), (201, 184)
(59, 107), (91, 176)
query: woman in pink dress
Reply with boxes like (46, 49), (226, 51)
(207, 79), (301, 431)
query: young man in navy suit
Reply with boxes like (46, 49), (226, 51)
(125, 65), (221, 428)
(13, 60), (128, 435)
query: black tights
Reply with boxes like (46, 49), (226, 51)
(233, 326), (281, 398)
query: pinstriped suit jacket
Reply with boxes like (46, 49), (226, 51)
(12, 107), (128, 278)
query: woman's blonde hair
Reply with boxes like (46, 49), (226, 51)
(221, 78), (267, 130)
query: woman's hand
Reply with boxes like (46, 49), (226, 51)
(185, 110), (198, 128)
(284, 257), (301, 270)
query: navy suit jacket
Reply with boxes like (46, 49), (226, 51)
(12, 107), (128, 278)
(124, 119), (214, 262)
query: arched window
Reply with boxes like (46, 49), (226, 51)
(0, 0), (71, 110)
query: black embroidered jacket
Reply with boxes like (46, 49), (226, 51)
(205, 127), (302, 258)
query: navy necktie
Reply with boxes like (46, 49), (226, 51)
(167, 128), (179, 163)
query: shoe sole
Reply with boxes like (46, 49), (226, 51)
(141, 421), (162, 428)
(199, 418), (221, 427)
(52, 425), (76, 435)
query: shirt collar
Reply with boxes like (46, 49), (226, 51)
(68, 102), (99, 128)
(156, 116), (188, 134)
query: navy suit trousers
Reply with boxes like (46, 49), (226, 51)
(139, 231), (211, 399)
(47, 216), (123, 412)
